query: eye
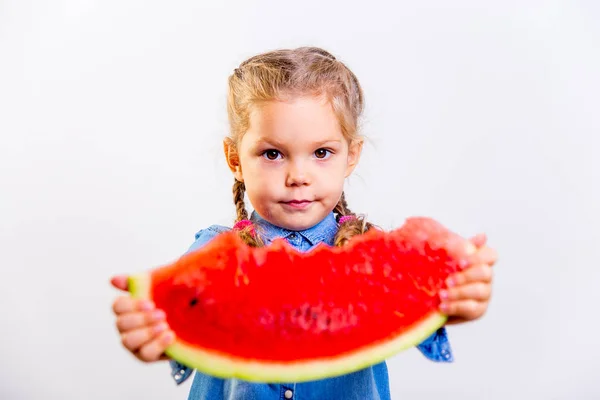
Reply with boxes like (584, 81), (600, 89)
(262, 149), (281, 160)
(314, 148), (332, 159)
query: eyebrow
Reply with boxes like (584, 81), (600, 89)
(255, 137), (342, 147)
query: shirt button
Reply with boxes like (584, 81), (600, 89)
(289, 233), (297, 239)
(284, 389), (293, 399)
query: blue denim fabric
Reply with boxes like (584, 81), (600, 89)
(169, 211), (454, 399)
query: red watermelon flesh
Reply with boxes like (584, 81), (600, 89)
(128, 217), (475, 382)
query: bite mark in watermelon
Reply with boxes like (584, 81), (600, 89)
(128, 217), (476, 382)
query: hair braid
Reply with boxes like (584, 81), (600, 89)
(233, 179), (248, 222)
(333, 192), (376, 247)
(232, 179), (264, 247)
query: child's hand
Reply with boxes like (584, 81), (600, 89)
(439, 234), (497, 324)
(111, 275), (175, 362)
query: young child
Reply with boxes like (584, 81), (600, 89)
(111, 46), (497, 400)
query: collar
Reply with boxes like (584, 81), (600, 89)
(250, 211), (339, 247)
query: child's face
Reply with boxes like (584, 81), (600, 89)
(225, 95), (362, 231)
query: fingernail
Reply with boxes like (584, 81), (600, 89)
(140, 301), (154, 311)
(154, 323), (167, 334)
(440, 303), (449, 312)
(446, 278), (455, 287)
(152, 310), (165, 321)
(439, 290), (448, 299)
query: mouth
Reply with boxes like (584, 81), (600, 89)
(281, 199), (314, 210)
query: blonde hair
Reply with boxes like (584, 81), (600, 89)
(226, 46), (375, 247)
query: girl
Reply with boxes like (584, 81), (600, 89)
(111, 46), (496, 400)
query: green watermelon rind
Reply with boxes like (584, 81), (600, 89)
(128, 273), (447, 383)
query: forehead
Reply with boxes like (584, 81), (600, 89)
(245, 96), (343, 143)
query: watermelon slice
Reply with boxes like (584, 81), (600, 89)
(128, 217), (475, 382)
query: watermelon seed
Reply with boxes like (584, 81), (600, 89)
(304, 307), (311, 320)
(311, 312), (318, 320)
(189, 298), (198, 307)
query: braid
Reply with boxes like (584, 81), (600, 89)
(231, 179), (264, 247)
(233, 179), (249, 222)
(333, 191), (377, 247)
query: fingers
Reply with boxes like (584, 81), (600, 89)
(121, 323), (169, 353)
(112, 296), (154, 315)
(113, 298), (174, 362)
(111, 279), (174, 363)
(116, 309), (166, 333)
(136, 330), (176, 362)
(442, 238), (496, 322)
(440, 300), (487, 320)
(468, 246), (498, 267)
(447, 264), (493, 287)
(110, 275), (129, 291)
(440, 282), (491, 302)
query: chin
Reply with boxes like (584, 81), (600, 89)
(256, 202), (331, 231)
(279, 214), (324, 231)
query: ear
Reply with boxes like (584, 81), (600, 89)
(344, 138), (363, 178)
(223, 138), (244, 182)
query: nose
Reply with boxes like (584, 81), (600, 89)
(285, 160), (311, 187)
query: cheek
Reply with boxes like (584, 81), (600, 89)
(316, 161), (346, 193)
(243, 159), (279, 184)
(319, 156), (348, 179)
(241, 159), (281, 198)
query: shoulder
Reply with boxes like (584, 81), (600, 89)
(185, 224), (231, 254)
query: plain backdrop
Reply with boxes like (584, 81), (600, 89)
(1, 1), (598, 399)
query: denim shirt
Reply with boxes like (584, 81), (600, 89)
(169, 211), (453, 400)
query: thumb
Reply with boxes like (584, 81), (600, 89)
(110, 275), (129, 292)
(469, 233), (487, 248)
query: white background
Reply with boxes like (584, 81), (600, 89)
(1, 1), (598, 399)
